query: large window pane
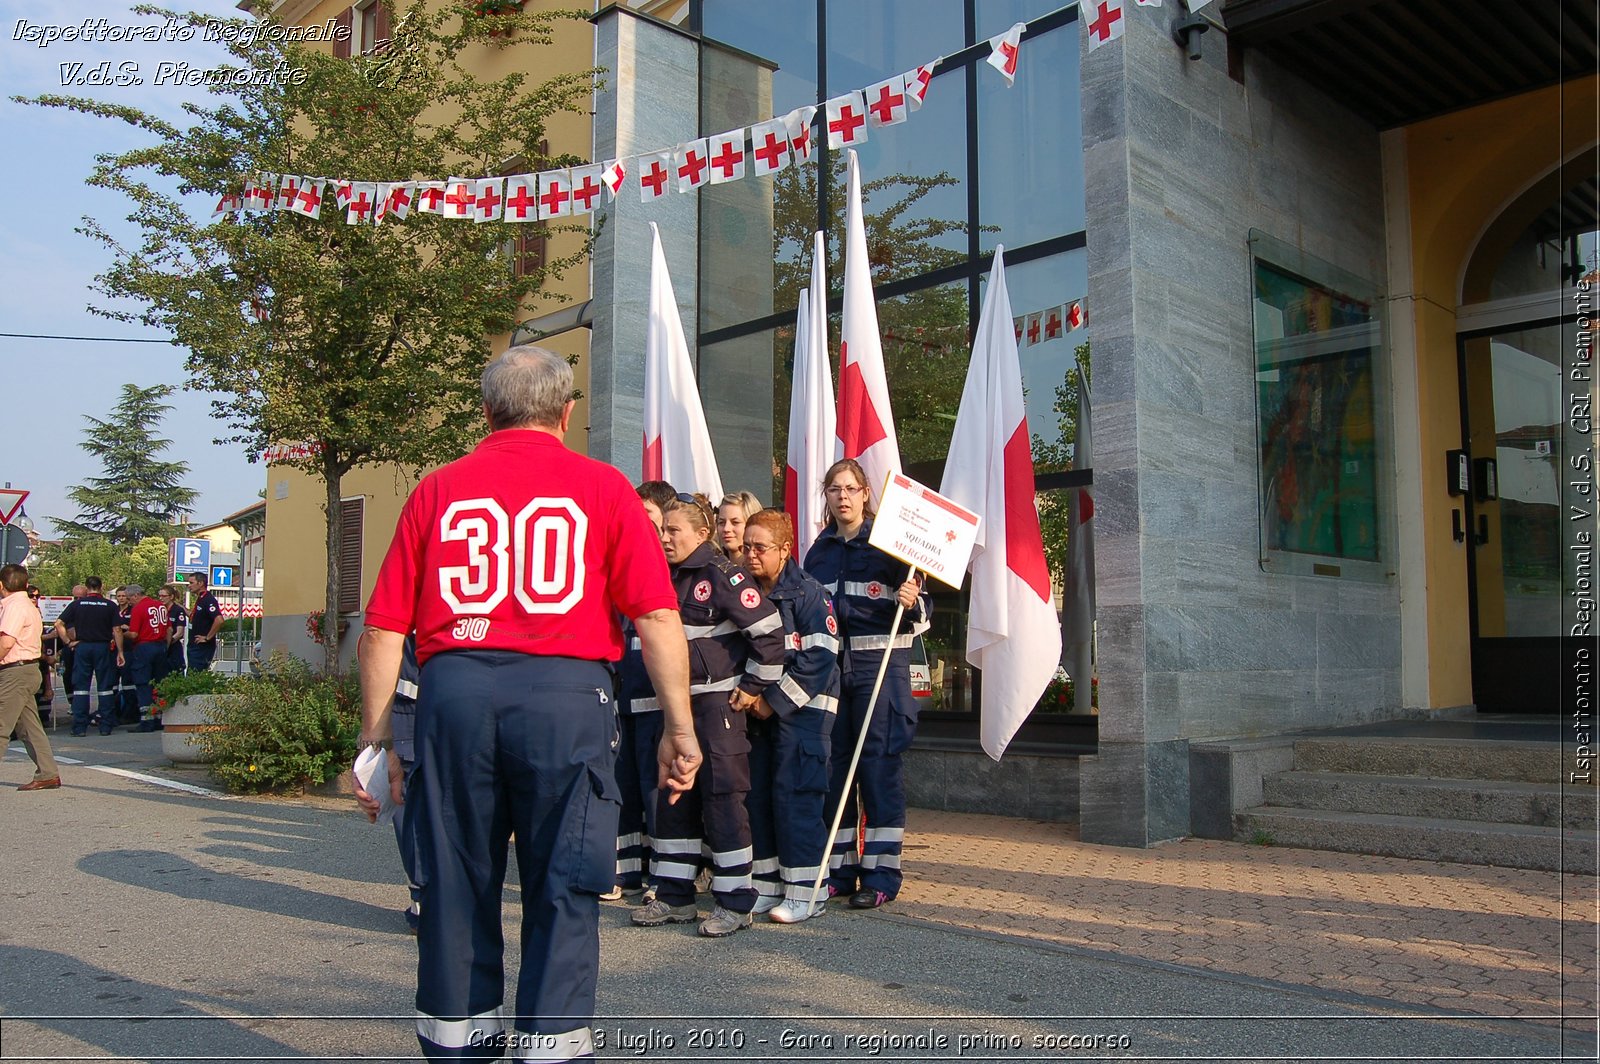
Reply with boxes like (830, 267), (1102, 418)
(978, 18), (1084, 250)
(824, 0), (963, 96)
(702, 0), (817, 117)
(975, 0), (1076, 41)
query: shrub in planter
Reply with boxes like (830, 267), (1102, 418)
(150, 669), (233, 714)
(195, 657), (362, 793)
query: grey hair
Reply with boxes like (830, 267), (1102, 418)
(125, 584), (145, 598)
(481, 345), (573, 430)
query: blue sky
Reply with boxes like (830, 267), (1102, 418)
(0, 0), (261, 538)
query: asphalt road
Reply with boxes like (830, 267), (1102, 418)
(0, 742), (1578, 1063)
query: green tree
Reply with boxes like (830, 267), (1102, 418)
(1033, 340), (1091, 586)
(33, 535), (171, 596)
(24, 3), (596, 671)
(59, 383), (197, 544)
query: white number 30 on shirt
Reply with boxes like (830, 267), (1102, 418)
(437, 498), (588, 615)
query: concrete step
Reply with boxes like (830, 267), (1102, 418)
(1235, 806), (1598, 874)
(1263, 771), (1597, 830)
(1291, 736), (1589, 785)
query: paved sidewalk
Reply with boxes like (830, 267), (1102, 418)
(897, 809), (1598, 1028)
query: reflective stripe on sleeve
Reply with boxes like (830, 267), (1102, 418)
(743, 612), (784, 637)
(689, 676), (740, 695)
(395, 679), (419, 700)
(745, 661), (784, 681)
(848, 633), (915, 651)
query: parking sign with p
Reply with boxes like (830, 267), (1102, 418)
(171, 537), (212, 576)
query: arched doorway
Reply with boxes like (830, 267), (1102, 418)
(1455, 148), (1597, 714)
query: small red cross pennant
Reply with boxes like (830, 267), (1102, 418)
(674, 138), (710, 193)
(783, 105), (817, 161)
(503, 175), (538, 222)
(442, 178), (477, 219)
(1086, 0), (1126, 49)
(276, 174), (300, 211)
(473, 177), (504, 223)
(290, 177), (325, 219)
(378, 182), (413, 223)
(903, 63), (934, 110)
(866, 74), (908, 128)
(824, 90), (868, 150)
(638, 151), (672, 202)
(1023, 311), (1043, 347)
(707, 129), (746, 185)
(538, 169), (572, 220)
(749, 118), (791, 176)
(346, 182), (377, 225)
(332, 180), (353, 207)
(569, 164), (604, 212)
(211, 190), (243, 218)
(601, 159), (625, 200)
(985, 22), (1024, 85)
(248, 173), (276, 210)
(414, 181), (447, 215)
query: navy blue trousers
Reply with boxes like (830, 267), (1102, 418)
(612, 711), (662, 891)
(827, 658), (917, 899)
(409, 652), (619, 1062)
(70, 644), (117, 735)
(746, 708), (832, 907)
(650, 692), (756, 913)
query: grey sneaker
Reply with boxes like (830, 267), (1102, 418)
(752, 894), (782, 915)
(631, 899), (697, 927)
(697, 905), (752, 938)
(768, 898), (825, 924)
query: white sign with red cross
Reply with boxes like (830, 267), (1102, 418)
(868, 472), (980, 589)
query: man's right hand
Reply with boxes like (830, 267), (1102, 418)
(657, 728), (702, 803)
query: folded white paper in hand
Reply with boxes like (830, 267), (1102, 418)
(353, 746), (400, 827)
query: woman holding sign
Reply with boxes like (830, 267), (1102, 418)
(802, 459), (929, 910)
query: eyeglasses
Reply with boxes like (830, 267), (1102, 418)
(740, 542), (780, 557)
(825, 484), (866, 497)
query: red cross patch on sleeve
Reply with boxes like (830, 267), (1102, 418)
(693, 580), (712, 603)
(739, 588), (762, 610)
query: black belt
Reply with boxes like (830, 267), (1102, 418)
(0, 659), (40, 671)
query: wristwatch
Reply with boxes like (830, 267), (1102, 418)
(355, 738), (393, 752)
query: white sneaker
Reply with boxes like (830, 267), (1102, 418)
(599, 885), (624, 901)
(768, 898), (825, 924)
(751, 895), (782, 915)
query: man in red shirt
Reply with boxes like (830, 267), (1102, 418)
(115, 583), (171, 733)
(356, 345), (701, 1063)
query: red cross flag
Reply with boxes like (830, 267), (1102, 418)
(538, 169), (572, 219)
(442, 178), (476, 219)
(836, 150), (901, 506)
(786, 232), (835, 562)
(276, 174), (300, 211)
(940, 245), (1062, 760)
(377, 182), (413, 223)
(638, 151), (672, 202)
(784, 105), (818, 161)
(211, 190), (243, 218)
(289, 178), (325, 218)
(414, 181), (446, 215)
(824, 91), (869, 150)
(1066, 300), (1086, 330)
(644, 222), (724, 499)
(601, 159), (626, 200)
(569, 164), (604, 213)
(332, 180), (353, 209)
(674, 139), (711, 193)
(865, 74), (908, 128)
(1043, 304), (1064, 340)
(502, 174), (537, 222)
(247, 173), (272, 210)
(707, 129), (746, 184)
(473, 177), (504, 223)
(1085, 0), (1126, 50)
(1013, 316), (1025, 344)
(1021, 311), (1041, 346)
(986, 21), (1025, 85)
(346, 182), (377, 225)
(749, 118), (791, 176)
(903, 63), (935, 110)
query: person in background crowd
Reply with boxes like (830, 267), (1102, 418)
(740, 509), (839, 924)
(160, 585), (187, 677)
(117, 584), (171, 732)
(32, 586), (57, 728)
(112, 586), (140, 725)
(715, 491), (763, 558)
(55, 577), (119, 736)
(633, 493), (786, 938)
(391, 633), (423, 933)
(186, 572), (222, 672)
(803, 458), (930, 911)
(1, 565), (60, 790)
(59, 584), (85, 703)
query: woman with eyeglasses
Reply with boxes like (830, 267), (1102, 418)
(738, 509), (839, 923)
(802, 458), (930, 911)
(714, 491), (763, 557)
(632, 493), (787, 938)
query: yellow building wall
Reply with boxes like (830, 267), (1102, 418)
(1399, 75), (1598, 706)
(261, 0), (599, 648)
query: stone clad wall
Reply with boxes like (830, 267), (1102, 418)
(1078, 5), (1397, 845)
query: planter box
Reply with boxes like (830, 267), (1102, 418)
(161, 695), (222, 764)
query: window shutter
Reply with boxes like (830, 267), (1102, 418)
(373, 2), (391, 51)
(333, 6), (353, 58)
(338, 497), (364, 614)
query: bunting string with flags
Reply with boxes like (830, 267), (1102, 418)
(785, 231), (836, 563)
(939, 246), (1062, 760)
(1012, 299), (1087, 346)
(643, 222), (724, 499)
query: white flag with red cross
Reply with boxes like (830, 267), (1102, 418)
(749, 118), (791, 175)
(502, 174), (538, 222)
(1085, 0), (1127, 49)
(940, 246), (1062, 761)
(785, 231), (835, 563)
(835, 150), (901, 506)
(473, 177), (504, 223)
(441, 178), (476, 219)
(824, 91), (869, 150)
(1066, 300), (1086, 330)
(288, 177), (325, 218)
(1043, 304), (1065, 342)
(644, 222), (724, 499)
(245, 173), (269, 210)
(784, 106), (818, 161)
(903, 62), (935, 110)
(601, 159), (626, 200)
(865, 74), (909, 128)
(332, 180), (353, 210)
(275, 174), (300, 211)
(569, 165), (604, 213)
(638, 151), (672, 202)
(538, 169), (572, 220)
(1023, 311), (1043, 347)
(986, 22), (1025, 85)
(674, 139), (711, 193)
(378, 182), (414, 223)
(1013, 316), (1025, 344)
(414, 181), (447, 215)
(345, 182), (378, 225)
(707, 129), (746, 185)
(211, 190), (243, 218)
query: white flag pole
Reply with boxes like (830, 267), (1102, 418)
(808, 560), (918, 911)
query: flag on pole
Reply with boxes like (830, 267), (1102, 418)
(835, 149), (901, 506)
(785, 231), (836, 562)
(644, 222), (724, 499)
(1062, 367), (1095, 714)
(939, 246), (1061, 760)
(986, 21), (1025, 85)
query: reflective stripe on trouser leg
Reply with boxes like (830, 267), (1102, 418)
(694, 693), (756, 914)
(745, 715), (782, 904)
(414, 652), (616, 1061)
(825, 703), (862, 892)
(846, 664), (914, 898)
(773, 708), (831, 903)
(612, 714), (646, 890)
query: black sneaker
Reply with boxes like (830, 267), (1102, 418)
(848, 889), (890, 910)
